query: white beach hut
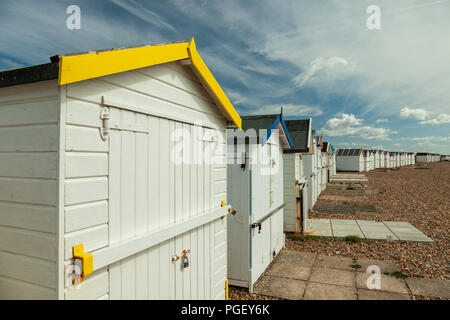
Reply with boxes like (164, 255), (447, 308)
(0, 39), (241, 300)
(282, 119), (313, 233)
(226, 112), (294, 293)
(336, 149), (365, 172)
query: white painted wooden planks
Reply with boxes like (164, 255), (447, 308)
(65, 269), (109, 300)
(65, 200), (108, 233)
(0, 251), (57, 288)
(0, 125), (58, 152)
(64, 224), (108, 260)
(0, 80), (60, 299)
(0, 202), (57, 233)
(0, 152), (57, 179)
(65, 152), (108, 178)
(64, 177), (108, 206)
(0, 275), (56, 300)
(0, 225), (57, 261)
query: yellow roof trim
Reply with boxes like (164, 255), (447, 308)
(57, 38), (242, 128)
(187, 38), (242, 129)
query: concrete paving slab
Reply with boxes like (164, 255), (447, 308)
(272, 250), (316, 268)
(267, 264), (311, 281)
(356, 258), (399, 274)
(309, 267), (355, 287)
(362, 231), (399, 241)
(254, 275), (306, 300)
(304, 282), (357, 300)
(314, 204), (355, 214)
(331, 225), (361, 232)
(394, 232), (433, 242)
(406, 278), (450, 299)
(360, 226), (392, 233)
(333, 229), (365, 238)
(388, 227), (419, 234)
(310, 218), (331, 225)
(383, 221), (414, 228)
(357, 289), (410, 300)
(327, 189), (365, 195)
(314, 255), (354, 271)
(331, 219), (358, 226)
(355, 273), (409, 295)
(308, 228), (333, 237)
(356, 220), (385, 226)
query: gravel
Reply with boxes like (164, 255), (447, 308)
(306, 162), (449, 280)
(230, 162), (449, 300)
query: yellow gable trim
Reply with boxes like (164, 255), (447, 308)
(58, 42), (190, 86)
(58, 39), (241, 128)
(187, 38), (242, 129)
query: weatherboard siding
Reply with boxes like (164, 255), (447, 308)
(0, 80), (59, 299)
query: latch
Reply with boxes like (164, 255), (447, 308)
(181, 249), (190, 269)
(251, 222), (262, 234)
(72, 244), (93, 282)
(172, 249), (191, 269)
(99, 106), (110, 141)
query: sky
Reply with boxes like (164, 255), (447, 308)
(0, 0), (449, 154)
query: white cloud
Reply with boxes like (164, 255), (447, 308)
(409, 136), (450, 142)
(247, 104), (323, 117)
(419, 113), (450, 125)
(375, 119), (389, 124)
(399, 107), (431, 120)
(399, 108), (450, 125)
(292, 56), (351, 88)
(110, 0), (177, 32)
(319, 113), (392, 140)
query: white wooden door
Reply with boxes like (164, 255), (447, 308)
(106, 108), (226, 300)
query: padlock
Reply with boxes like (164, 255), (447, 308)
(182, 255), (189, 268)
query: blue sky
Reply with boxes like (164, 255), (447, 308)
(1, 0), (449, 153)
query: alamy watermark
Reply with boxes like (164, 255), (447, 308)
(367, 5), (381, 30)
(170, 122), (280, 176)
(366, 265), (381, 289)
(66, 5), (81, 30)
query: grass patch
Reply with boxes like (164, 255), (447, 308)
(343, 235), (362, 243)
(389, 271), (408, 279)
(350, 258), (362, 269)
(286, 234), (336, 242)
(287, 233), (372, 244)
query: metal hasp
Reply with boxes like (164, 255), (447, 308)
(251, 203), (286, 232)
(99, 99), (110, 141)
(72, 244), (93, 281)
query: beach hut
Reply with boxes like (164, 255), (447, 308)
(282, 119), (313, 233)
(363, 150), (375, 171)
(384, 151), (391, 168)
(226, 112), (293, 293)
(0, 39), (240, 300)
(303, 136), (319, 213)
(336, 149), (365, 172)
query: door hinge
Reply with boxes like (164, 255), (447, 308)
(100, 106), (110, 141)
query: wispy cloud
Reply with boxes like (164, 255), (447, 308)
(247, 104), (323, 117)
(319, 113), (393, 140)
(399, 107), (450, 125)
(293, 56), (352, 88)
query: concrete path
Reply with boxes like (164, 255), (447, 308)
(253, 250), (449, 300)
(305, 219), (433, 242)
(331, 173), (368, 184)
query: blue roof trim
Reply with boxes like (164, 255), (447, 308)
(261, 111), (294, 150)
